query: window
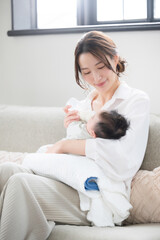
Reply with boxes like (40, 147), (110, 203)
(37, 0), (77, 29)
(8, 0), (160, 36)
(97, 0), (147, 22)
(154, 0), (160, 18)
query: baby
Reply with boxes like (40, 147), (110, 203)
(56, 96), (130, 141)
(37, 109), (130, 154)
(66, 109), (130, 140)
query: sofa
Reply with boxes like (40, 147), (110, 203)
(0, 104), (160, 240)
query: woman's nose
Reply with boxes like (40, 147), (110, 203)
(93, 71), (102, 82)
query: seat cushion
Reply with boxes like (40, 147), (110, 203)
(48, 223), (160, 240)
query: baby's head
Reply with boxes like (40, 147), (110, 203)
(86, 110), (130, 139)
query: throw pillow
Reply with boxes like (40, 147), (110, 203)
(125, 166), (160, 224)
(0, 151), (28, 165)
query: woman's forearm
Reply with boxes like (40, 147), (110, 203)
(62, 139), (86, 156)
(46, 139), (86, 155)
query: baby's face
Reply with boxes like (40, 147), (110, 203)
(86, 112), (100, 137)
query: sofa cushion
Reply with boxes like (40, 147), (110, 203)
(125, 167), (160, 224)
(48, 223), (160, 240)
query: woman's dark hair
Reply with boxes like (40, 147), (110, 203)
(94, 110), (130, 140)
(74, 31), (127, 89)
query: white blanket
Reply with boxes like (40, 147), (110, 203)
(23, 153), (132, 226)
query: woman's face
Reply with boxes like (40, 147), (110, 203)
(79, 52), (119, 95)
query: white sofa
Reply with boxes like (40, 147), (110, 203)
(0, 105), (160, 240)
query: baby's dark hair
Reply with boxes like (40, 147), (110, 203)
(94, 110), (130, 140)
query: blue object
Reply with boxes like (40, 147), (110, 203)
(84, 177), (99, 191)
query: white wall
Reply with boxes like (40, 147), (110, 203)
(0, 0), (160, 113)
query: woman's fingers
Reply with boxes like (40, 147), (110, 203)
(64, 117), (80, 128)
(63, 105), (72, 113)
(63, 105), (80, 128)
(66, 110), (78, 117)
(64, 112), (80, 128)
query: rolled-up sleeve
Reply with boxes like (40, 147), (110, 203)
(85, 95), (150, 181)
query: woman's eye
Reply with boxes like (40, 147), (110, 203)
(98, 65), (105, 70)
(84, 72), (91, 75)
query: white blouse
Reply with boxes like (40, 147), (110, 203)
(77, 81), (150, 197)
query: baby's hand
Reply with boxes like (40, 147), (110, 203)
(63, 105), (80, 128)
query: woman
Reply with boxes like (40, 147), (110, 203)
(0, 31), (150, 240)
(47, 30), (150, 182)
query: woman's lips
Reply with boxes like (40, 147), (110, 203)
(95, 80), (106, 87)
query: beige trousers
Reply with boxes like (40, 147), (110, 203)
(0, 162), (90, 240)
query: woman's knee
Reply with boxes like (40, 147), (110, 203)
(8, 172), (29, 186)
(0, 162), (27, 179)
(8, 172), (38, 191)
(0, 161), (17, 172)
(0, 162), (32, 193)
(0, 162), (19, 191)
(5, 173), (34, 197)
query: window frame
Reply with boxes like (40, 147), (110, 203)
(8, 0), (160, 36)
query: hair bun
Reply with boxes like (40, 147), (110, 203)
(116, 57), (126, 76)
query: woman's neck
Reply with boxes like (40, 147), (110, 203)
(99, 79), (120, 103)
(92, 79), (120, 111)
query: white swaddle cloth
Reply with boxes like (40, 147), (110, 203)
(23, 153), (132, 227)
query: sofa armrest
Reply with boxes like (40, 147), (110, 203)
(141, 114), (160, 170)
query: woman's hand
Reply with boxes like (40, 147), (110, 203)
(63, 105), (80, 128)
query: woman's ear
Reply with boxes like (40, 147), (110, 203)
(109, 55), (119, 72)
(114, 55), (119, 66)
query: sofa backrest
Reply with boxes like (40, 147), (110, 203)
(0, 105), (159, 171)
(0, 105), (66, 153)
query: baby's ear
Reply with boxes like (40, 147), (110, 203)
(90, 130), (96, 138)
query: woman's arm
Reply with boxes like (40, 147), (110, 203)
(46, 103), (85, 155)
(46, 139), (86, 155)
